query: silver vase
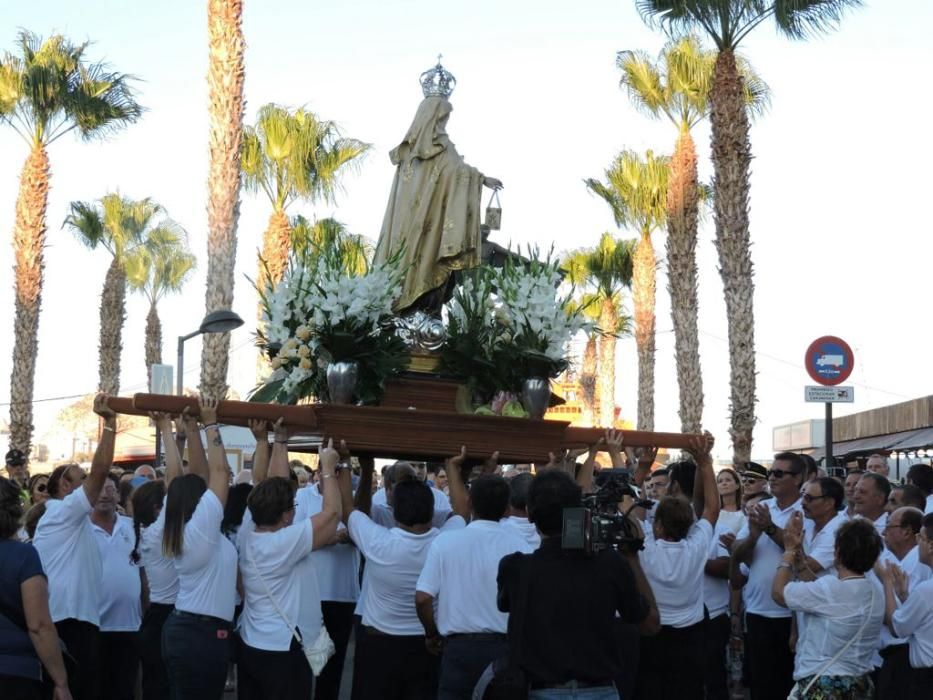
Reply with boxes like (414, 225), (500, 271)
(326, 361), (359, 405)
(521, 378), (550, 419)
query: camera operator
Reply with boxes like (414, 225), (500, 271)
(633, 432), (718, 700)
(496, 469), (660, 699)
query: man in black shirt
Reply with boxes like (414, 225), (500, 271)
(497, 470), (659, 698)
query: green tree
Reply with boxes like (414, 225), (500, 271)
(201, 0), (246, 401)
(64, 195), (172, 395)
(637, 0), (862, 461)
(289, 215), (372, 276)
(617, 35), (768, 434)
(586, 151), (669, 431)
(125, 226), (196, 388)
(564, 234), (635, 429)
(0, 31), (141, 455)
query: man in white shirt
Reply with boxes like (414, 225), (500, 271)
(636, 432), (718, 700)
(799, 478), (848, 579)
(865, 453), (890, 478)
(416, 455), (531, 700)
(372, 461), (451, 528)
(887, 484), (927, 514)
(340, 454), (467, 700)
(853, 472), (890, 534)
(33, 393), (116, 700)
(499, 472), (540, 550)
(731, 452), (806, 700)
(906, 463), (933, 515)
(876, 507), (930, 698)
(90, 476), (142, 700)
(843, 469), (865, 519)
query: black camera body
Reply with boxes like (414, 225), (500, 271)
(561, 469), (650, 555)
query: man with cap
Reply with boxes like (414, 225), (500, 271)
(740, 462), (768, 506)
(5, 448), (30, 504)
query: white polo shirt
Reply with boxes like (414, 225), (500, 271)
(91, 515), (141, 632)
(173, 490), (238, 621)
(784, 576), (884, 680)
(892, 578), (933, 668)
(878, 547), (931, 651)
(348, 510), (465, 635)
(803, 511), (849, 578)
(639, 518), (713, 628)
(33, 488), (102, 625)
(371, 487), (451, 529)
(735, 498), (803, 618)
(238, 518), (314, 651)
(295, 485), (360, 603)
(499, 516), (541, 550)
(703, 519), (734, 620)
(416, 519), (532, 635)
(137, 497), (179, 605)
(926, 494), (933, 515)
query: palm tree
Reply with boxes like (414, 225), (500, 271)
(289, 215), (373, 275)
(242, 104), (370, 290)
(587, 151), (668, 431)
(125, 225), (196, 388)
(564, 234), (635, 429)
(64, 195), (168, 395)
(0, 31), (141, 455)
(201, 0), (246, 401)
(617, 36), (768, 434)
(637, 1), (862, 461)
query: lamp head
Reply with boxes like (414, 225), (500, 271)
(199, 310), (244, 334)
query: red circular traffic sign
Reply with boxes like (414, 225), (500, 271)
(805, 336), (854, 386)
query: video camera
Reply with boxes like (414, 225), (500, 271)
(561, 469), (652, 556)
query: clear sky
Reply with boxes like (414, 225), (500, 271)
(1, 0), (932, 461)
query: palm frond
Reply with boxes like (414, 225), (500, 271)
(772, 0), (864, 40)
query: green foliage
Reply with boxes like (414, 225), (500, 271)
(0, 30), (142, 146)
(289, 215), (373, 275)
(585, 150), (670, 237)
(125, 224), (196, 304)
(562, 234), (635, 338)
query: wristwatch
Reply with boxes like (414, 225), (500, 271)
(765, 524), (777, 537)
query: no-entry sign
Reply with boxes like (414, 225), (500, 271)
(805, 336), (854, 387)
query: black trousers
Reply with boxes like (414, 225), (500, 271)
(237, 636), (312, 700)
(350, 626), (439, 700)
(634, 619), (705, 700)
(744, 614), (794, 700)
(613, 621), (640, 700)
(439, 635), (508, 700)
(138, 603), (173, 700)
(704, 613), (731, 700)
(0, 675), (42, 700)
(161, 610), (232, 700)
(55, 618), (100, 700)
(99, 631), (140, 700)
(314, 601), (356, 700)
(909, 666), (933, 700)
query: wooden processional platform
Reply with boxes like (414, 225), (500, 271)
(107, 376), (699, 463)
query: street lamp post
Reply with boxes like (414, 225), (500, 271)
(157, 310), (244, 466)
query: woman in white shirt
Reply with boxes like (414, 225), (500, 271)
(237, 439), (342, 700)
(772, 518), (884, 700)
(160, 397), (237, 700)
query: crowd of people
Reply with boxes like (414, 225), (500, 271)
(2, 394), (933, 700)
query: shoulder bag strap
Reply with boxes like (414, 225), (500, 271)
(245, 535), (303, 646)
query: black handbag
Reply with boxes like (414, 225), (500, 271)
(482, 555), (531, 699)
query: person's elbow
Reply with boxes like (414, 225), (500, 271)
(26, 611), (54, 638)
(639, 607), (661, 636)
(311, 511), (340, 550)
(414, 590), (433, 609)
(771, 587), (787, 608)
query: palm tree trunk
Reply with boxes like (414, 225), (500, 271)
(256, 209), (291, 380)
(8, 144), (50, 457)
(98, 258), (126, 395)
(597, 299), (618, 428)
(145, 301), (163, 389)
(201, 0), (246, 401)
(667, 126), (704, 434)
(633, 232), (656, 431)
(580, 335), (598, 426)
(711, 49), (756, 464)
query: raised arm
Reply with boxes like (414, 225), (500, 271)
(577, 437), (604, 494)
(688, 432), (719, 525)
(353, 454), (375, 517)
(249, 419), (270, 484)
(182, 407), (209, 482)
(199, 396), (229, 507)
(153, 413), (183, 489)
(87, 393), (118, 504)
(310, 439), (341, 550)
(605, 429), (626, 469)
(631, 446), (657, 488)
(445, 446), (471, 520)
(268, 418), (290, 479)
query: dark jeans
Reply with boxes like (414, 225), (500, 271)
(704, 613), (731, 700)
(634, 619), (704, 700)
(161, 610), (232, 700)
(439, 634), (509, 700)
(0, 675), (42, 700)
(55, 618), (100, 700)
(237, 636), (311, 700)
(314, 601), (356, 700)
(139, 603), (173, 700)
(350, 626), (439, 700)
(744, 614), (794, 700)
(909, 666), (933, 700)
(99, 631), (139, 700)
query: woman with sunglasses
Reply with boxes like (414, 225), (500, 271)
(28, 474), (49, 506)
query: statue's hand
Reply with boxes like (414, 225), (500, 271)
(483, 176), (503, 190)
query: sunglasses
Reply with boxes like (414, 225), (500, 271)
(801, 493), (829, 503)
(35, 483), (47, 493)
(741, 476), (764, 483)
(768, 469), (800, 480)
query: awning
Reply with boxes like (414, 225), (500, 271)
(810, 426), (933, 460)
